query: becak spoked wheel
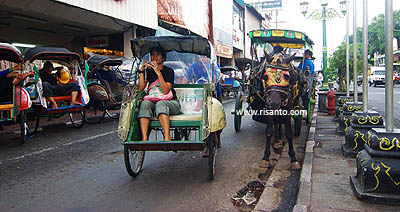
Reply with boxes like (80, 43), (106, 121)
(19, 110), (26, 144)
(207, 132), (217, 180)
(69, 109), (85, 129)
(234, 93), (243, 132)
(85, 100), (106, 124)
(294, 114), (302, 137)
(124, 145), (145, 177)
(306, 96), (312, 124)
(25, 106), (40, 136)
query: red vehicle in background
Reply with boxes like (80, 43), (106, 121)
(394, 72), (400, 84)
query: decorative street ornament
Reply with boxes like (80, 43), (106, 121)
(342, 111), (385, 157)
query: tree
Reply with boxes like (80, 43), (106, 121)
(368, 11), (400, 55)
(327, 10), (400, 91)
(327, 41), (363, 92)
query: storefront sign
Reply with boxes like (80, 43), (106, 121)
(215, 41), (233, 58)
(86, 37), (109, 48)
(249, 0), (282, 12)
(157, 0), (209, 38)
(232, 27), (244, 50)
(213, 0), (233, 58)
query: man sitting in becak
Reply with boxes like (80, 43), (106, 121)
(0, 64), (34, 102)
(39, 61), (81, 109)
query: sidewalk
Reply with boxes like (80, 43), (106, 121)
(294, 106), (400, 211)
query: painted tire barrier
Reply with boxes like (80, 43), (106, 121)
(334, 96), (354, 122)
(336, 102), (363, 136)
(350, 128), (400, 205)
(342, 111), (385, 157)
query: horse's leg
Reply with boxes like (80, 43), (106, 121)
(273, 123), (283, 151)
(284, 115), (301, 170)
(261, 124), (273, 168)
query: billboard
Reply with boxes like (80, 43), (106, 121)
(158, 0), (209, 38)
(213, 0), (233, 58)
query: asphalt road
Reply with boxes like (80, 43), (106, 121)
(0, 100), (307, 211)
(363, 84), (400, 128)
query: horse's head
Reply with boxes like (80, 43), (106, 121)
(261, 47), (297, 110)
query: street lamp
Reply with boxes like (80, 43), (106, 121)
(299, 0), (347, 88)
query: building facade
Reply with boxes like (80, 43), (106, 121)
(0, 0), (158, 58)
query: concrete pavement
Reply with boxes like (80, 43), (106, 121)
(293, 98), (400, 212)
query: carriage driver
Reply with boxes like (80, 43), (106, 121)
(298, 49), (315, 98)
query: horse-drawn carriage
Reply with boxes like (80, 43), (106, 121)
(233, 29), (314, 169)
(118, 36), (226, 180)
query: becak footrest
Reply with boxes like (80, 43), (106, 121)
(46, 96), (72, 102)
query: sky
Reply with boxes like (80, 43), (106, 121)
(245, 0), (400, 70)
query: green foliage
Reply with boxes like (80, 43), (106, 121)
(327, 41), (363, 91)
(327, 10), (400, 91)
(368, 11), (400, 55)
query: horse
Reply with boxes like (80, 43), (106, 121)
(250, 46), (301, 170)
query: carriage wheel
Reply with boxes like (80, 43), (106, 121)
(306, 97), (312, 124)
(234, 94), (242, 132)
(19, 110), (26, 144)
(294, 114), (302, 137)
(26, 107), (40, 136)
(69, 109), (85, 129)
(208, 132), (217, 180)
(85, 100), (106, 124)
(124, 146), (145, 177)
(105, 109), (120, 119)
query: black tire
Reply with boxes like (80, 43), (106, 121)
(69, 109), (85, 129)
(208, 132), (217, 180)
(124, 145), (145, 177)
(306, 97), (312, 124)
(294, 114), (302, 137)
(373, 82), (377, 87)
(19, 110), (26, 144)
(234, 94), (242, 132)
(85, 100), (106, 124)
(26, 107), (40, 136)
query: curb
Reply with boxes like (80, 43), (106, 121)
(293, 96), (319, 212)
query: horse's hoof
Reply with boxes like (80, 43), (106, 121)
(260, 160), (270, 168)
(291, 162), (301, 170)
(273, 142), (283, 149)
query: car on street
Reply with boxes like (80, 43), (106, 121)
(357, 75), (363, 86)
(368, 67), (386, 87)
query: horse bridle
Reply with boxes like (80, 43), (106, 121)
(265, 86), (290, 107)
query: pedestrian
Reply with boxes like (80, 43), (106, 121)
(318, 71), (324, 89)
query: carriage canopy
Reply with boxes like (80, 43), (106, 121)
(131, 36), (220, 84)
(249, 29), (314, 50)
(87, 54), (123, 67)
(24, 47), (81, 62)
(0, 43), (23, 63)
